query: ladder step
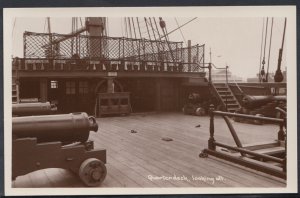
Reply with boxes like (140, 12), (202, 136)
(215, 87), (229, 90)
(213, 83), (241, 111)
(213, 83), (226, 86)
(227, 108), (239, 112)
(224, 100), (238, 104)
(218, 90), (231, 93)
(221, 95), (233, 98)
(227, 104), (239, 107)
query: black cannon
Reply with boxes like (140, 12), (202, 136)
(12, 102), (57, 116)
(242, 95), (286, 109)
(12, 112), (107, 187)
(13, 112), (98, 144)
(182, 93), (207, 116)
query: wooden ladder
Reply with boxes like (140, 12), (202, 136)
(212, 83), (241, 112)
(12, 59), (19, 104)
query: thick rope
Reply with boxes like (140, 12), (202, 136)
(154, 17), (166, 61)
(261, 17), (269, 82)
(131, 18), (137, 39)
(136, 18), (142, 39)
(149, 17), (161, 57)
(266, 17), (274, 82)
(258, 18), (265, 82)
(144, 17), (156, 60)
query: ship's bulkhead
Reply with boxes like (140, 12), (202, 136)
(19, 77), (200, 114)
(19, 78), (40, 99)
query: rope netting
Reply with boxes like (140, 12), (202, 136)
(23, 31), (204, 65)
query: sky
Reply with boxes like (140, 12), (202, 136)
(11, 17), (287, 80)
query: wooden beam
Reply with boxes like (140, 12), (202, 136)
(155, 78), (161, 111)
(39, 78), (48, 102)
(18, 71), (206, 79)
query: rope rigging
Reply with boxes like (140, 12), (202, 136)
(274, 17), (287, 83)
(136, 17), (143, 39)
(159, 17), (175, 62)
(260, 17), (268, 82)
(175, 18), (187, 46)
(136, 17), (145, 60)
(116, 17), (197, 63)
(127, 17), (135, 59)
(149, 17), (161, 56)
(265, 17), (274, 82)
(258, 17), (286, 83)
(258, 18), (265, 82)
(159, 17), (197, 39)
(153, 17), (166, 61)
(144, 17), (157, 61)
(131, 18), (137, 39)
(124, 18), (128, 38)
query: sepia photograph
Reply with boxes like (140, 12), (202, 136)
(3, 6), (297, 195)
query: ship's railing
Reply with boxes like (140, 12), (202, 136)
(13, 58), (206, 74)
(23, 32), (205, 65)
(201, 105), (287, 179)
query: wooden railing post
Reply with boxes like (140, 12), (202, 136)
(276, 105), (286, 141)
(278, 122), (285, 141)
(208, 104), (216, 150)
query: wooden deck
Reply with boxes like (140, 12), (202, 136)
(12, 112), (286, 188)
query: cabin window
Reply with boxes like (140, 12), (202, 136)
(50, 80), (58, 89)
(66, 81), (76, 95)
(79, 81), (89, 94)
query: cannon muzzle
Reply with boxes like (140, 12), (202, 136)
(12, 112), (98, 144)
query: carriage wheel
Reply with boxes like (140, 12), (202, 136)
(78, 158), (107, 187)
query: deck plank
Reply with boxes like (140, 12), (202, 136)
(13, 113), (285, 188)
(97, 121), (278, 187)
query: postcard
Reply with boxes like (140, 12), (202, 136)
(3, 6), (297, 195)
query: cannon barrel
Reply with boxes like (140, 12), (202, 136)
(12, 102), (57, 116)
(12, 112), (98, 143)
(242, 95), (286, 109)
(19, 98), (39, 103)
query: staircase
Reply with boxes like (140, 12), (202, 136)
(212, 83), (240, 112)
(12, 59), (19, 103)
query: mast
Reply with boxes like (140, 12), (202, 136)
(86, 17), (106, 58)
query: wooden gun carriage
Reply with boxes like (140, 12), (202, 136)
(12, 112), (107, 187)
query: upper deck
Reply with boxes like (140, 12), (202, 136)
(13, 31), (206, 79)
